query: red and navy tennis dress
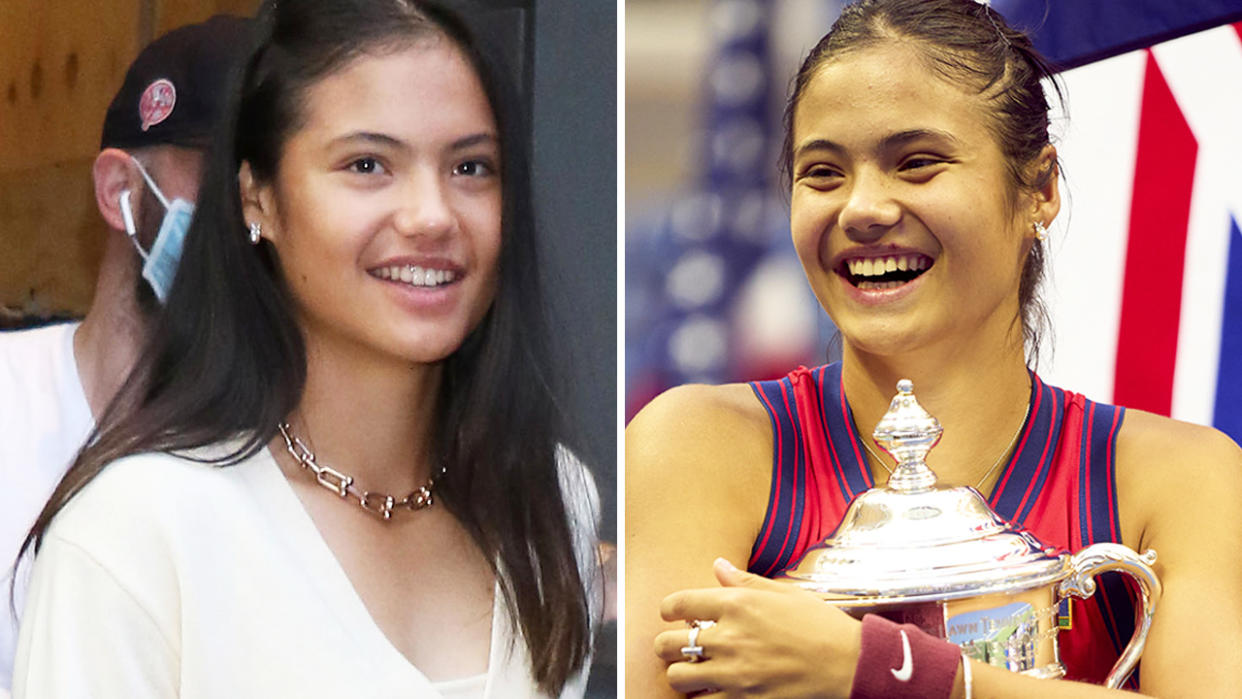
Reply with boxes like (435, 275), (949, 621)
(749, 363), (1138, 687)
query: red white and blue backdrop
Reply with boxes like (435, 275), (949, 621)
(625, 0), (1242, 446)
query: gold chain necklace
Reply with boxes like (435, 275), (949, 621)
(278, 423), (445, 521)
(861, 403), (1030, 490)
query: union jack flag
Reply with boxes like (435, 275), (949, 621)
(1014, 0), (1242, 441)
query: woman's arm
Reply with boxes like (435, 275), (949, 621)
(13, 534), (177, 698)
(1116, 411), (1242, 697)
(655, 561), (1139, 699)
(625, 383), (774, 698)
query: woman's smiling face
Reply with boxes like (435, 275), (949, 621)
(789, 41), (1047, 357)
(245, 37), (501, 366)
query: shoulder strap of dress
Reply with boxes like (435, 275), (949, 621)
(1074, 395), (1135, 657)
(746, 364), (869, 575)
(748, 369), (812, 575)
(989, 373), (1063, 523)
(1073, 396), (1126, 549)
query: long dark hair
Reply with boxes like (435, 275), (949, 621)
(20, 0), (590, 691)
(782, 0), (1064, 365)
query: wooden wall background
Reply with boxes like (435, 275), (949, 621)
(0, 0), (258, 325)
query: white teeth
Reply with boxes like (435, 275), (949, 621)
(373, 265), (456, 288)
(845, 254), (931, 278)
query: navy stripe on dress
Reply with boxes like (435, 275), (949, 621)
(814, 365), (857, 505)
(1080, 399), (1134, 658)
(990, 374), (1055, 520)
(824, 365), (874, 501)
(749, 376), (807, 576)
(820, 363), (873, 498)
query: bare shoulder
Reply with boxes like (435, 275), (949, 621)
(1115, 409), (1241, 483)
(624, 380), (775, 569)
(1114, 408), (1242, 549)
(625, 383), (776, 697)
(1117, 408), (1241, 461)
(625, 381), (772, 507)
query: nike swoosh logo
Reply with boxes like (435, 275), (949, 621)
(890, 629), (913, 682)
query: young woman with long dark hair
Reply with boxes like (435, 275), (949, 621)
(13, 1), (596, 696)
(627, 1), (1242, 697)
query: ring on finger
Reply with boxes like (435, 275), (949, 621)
(681, 625), (706, 662)
(680, 619), (715, 662)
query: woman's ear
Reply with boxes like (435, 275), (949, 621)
(238, 161), (279, 243)
(1030, 144), (1061, 227)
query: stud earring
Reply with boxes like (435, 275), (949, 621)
(1033, 221), (1047, 242)
(248, 221), (262, 245)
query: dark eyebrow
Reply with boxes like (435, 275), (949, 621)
(330, 131), (407, 151)
(329, 131), (498, 153)
(880, 129), (960, 151)
(793, 129), (960, 161)
(793, 137), (845, 161)
(450, 133), (499, 150)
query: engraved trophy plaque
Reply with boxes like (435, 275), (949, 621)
(780, 380), (1161, 687)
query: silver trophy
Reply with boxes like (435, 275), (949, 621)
(780, 380), (1161, 687)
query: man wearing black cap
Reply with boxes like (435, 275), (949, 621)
(0, 16), (253, 694)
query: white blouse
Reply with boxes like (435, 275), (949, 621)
(14, 444), (598, 698)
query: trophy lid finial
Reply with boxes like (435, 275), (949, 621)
(873, 379), (942, 492)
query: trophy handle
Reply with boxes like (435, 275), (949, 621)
(1057, 543), (1162, 689)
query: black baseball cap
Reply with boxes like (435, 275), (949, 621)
(100, 15), (256, 151)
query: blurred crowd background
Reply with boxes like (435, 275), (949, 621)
(627, 0), (844, 420)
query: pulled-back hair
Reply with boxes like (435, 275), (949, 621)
(782, 0), (1063, 363)
(20, 0), (589, 691)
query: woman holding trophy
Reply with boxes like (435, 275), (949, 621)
(627, 0), (1242, 697)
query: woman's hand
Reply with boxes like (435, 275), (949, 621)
(654, 558), (862, 698)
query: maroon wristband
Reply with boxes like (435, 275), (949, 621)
(849, 614), (960, 699)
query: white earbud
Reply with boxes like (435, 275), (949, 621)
(119, 190), (137, 237)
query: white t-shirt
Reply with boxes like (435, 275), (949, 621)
(13, 443), (599, 698)
(0, 322), (93, 692)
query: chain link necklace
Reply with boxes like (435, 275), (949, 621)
(278, 423), (445, 521)
(860, 403), (1030, 490)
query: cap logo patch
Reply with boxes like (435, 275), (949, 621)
(138, 79), (177, 132)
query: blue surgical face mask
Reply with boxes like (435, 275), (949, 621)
(119, 157), (195, 303)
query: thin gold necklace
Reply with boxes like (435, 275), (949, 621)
(860, 403), (1030, 490)
(278, 422), (445, 521)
